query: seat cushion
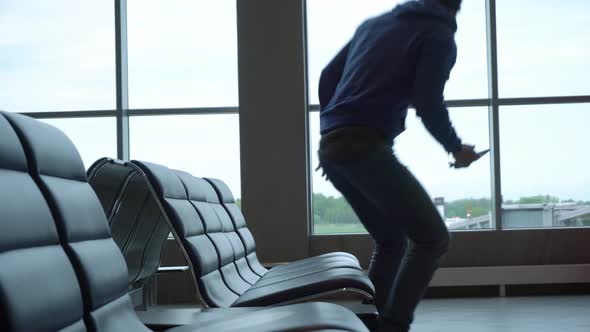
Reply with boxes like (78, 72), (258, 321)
(265, 253), (362, 279)
(234, 267), (374, 307)
(168, 302), (368, 332)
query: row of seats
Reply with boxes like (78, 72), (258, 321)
(87, 158), (375, 308)
(0, 112), (369, 331)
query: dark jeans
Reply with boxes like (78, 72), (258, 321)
(319, 143), (450, 332)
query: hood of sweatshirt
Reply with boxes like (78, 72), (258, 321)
(392, 0), (457, 32)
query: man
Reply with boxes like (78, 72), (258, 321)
(317, 0), (478, 331)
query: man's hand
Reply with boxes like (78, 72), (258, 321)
(451, 144), (478, 168)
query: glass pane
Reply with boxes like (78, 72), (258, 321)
(0, 1), (115, 112)
(444, 0), (487, 100)
(497, 0), (590, 97)
(40, 117), (117, 169)
(130, 114), (241, 198)
(500, 104), (590, 228)
(306, 0), (487, 105)
(310, 107), (493, 234)
(127, 0), (239, 109)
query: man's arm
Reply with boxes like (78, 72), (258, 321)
(319, 42), (350, 110)
(412, 32), (462, 153)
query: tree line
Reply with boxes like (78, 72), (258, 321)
(314, 193), (590, 225)
(235, 194), (589, 225)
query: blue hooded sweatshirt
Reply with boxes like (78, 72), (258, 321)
(319, 0), (462, 153)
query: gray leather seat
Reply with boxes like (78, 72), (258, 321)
(132, 161), (375, 307)
(0, 112), (369, 332)
(87, 158), (368, 305)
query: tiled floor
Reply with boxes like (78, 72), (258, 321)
(139, 296), (590, 331)
(411, 296), (590, 332)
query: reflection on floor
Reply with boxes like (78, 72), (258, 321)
(412, 296), (590, 332)
(138, 296), (590, 331)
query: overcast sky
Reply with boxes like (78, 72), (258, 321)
(1, 0), (588, 203)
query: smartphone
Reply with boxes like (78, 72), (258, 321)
(476, 148), (490, 159)
(449, 148), (490, 168)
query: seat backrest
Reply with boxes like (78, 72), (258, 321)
(88, 159), (171, 287)
(88, 157), (134, 218)
(175, 172), (260, 286)
(205, 178), (268, 276)
(134, 161), (263, 307)
(0, 113), (86, 331)
(3, 113), (149, 331)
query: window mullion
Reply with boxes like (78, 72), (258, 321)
(115, 0), (130, 161)
(486, 0), (502, 230)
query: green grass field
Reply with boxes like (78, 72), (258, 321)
(314, 223), (367, 235)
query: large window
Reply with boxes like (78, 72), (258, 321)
(3, 0), (240, 198)
(306, 0), (589, 234)
(0, 0), (116, 112)
(307, 1), (490, 234)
